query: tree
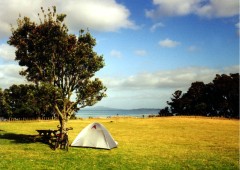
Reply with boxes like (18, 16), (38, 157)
(0, 88), (11, 118)
(4, 85), (29, 118)
(2, 84), (61, 119)
(34, 83), (60, 118)
(165, 73), (239, 118)
(4, 84), (37, 118)
(167, 90), (183, 115)
(212, 73), (239, 118)
(8, 7), (107, 134)
(158, 107), (171, 117)
(185, 82), (207, 115)
(0, 88), (4, 117)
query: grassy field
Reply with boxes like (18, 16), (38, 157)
(0, 117), (239, 170)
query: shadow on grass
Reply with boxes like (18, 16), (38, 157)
(0, 132), (56, 150)
(0, 131), (68, 151)
(0, 132), (37, 143)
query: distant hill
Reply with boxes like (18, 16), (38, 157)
(81, 106), (122, 111)
(131, 108), (160, 110)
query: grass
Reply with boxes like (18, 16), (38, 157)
(0, 117), (239, 170)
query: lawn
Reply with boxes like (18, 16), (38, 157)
(0, 117), (239, 170)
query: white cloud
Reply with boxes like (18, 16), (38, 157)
(187, 45), (199, 52)
(110, 50), (122, 58)
(223, 65), (240, 74)
(0, 0), (42, 38)
(236, 22), (240, 36)
(150, 22), (165, 32)
(235, 22), (240, 28)
(196, 0), (239, 18)
(146, 0), (239, 18)
(134, 50), (147, 56)
(0, 44), (15, 61)
(64, 0), (137, 32)
(0, 0), (137, 38)
(159, 38), (180, 48)
(0, 64), (27, 89)
(146, 0), (198, 18)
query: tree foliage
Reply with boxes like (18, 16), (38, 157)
(0, 88), (11, 118)
(165, 73), (239, 118)
(7, 7), (107, 130)
(0, 84), (59, 119)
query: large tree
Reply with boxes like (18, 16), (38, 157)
(8, 7), (107, 133)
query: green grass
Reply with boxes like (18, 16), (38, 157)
(0, 117), (239, 170)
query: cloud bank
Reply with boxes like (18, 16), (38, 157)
(0, 64), (27, 89)
(0, 61), (238, 109)
(97, 65), (239, 108)
(102, 65), (239, 90)
(0, 44), (15, 61)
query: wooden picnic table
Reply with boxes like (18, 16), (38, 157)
(36, 129), (58, 136)
(36, 129), (58, 142)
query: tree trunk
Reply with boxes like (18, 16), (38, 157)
(59, 116), (67, 139)
(55, 103), (73, 139)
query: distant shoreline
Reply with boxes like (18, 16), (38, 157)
(81, 107), (160, 111)
(77, 108), (160, 118)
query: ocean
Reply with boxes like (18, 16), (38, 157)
(76, 109), (160, 118)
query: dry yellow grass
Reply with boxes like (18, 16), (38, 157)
(0, 116), (239, 169)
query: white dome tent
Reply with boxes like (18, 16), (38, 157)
(71, 122), (118, 149)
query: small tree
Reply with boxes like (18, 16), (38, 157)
(167, 90), (183, 115)
(8, 7), (107, 134)
(0, 88), (11, 118)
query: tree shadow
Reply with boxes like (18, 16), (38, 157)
(0, 132), (37, 144)
(0, 131), (62, 150)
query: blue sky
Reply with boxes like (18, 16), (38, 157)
(0, 0), (239, 109)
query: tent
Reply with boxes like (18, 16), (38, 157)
(71, 122), (118, 149)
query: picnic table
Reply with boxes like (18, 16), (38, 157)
(36, 129), (58, 142)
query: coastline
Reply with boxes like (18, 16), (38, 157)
(76, 109), (160, 118)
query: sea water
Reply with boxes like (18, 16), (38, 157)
(76, 109), (160, 118)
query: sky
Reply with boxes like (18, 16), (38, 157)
(0, 0), (239, 109)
